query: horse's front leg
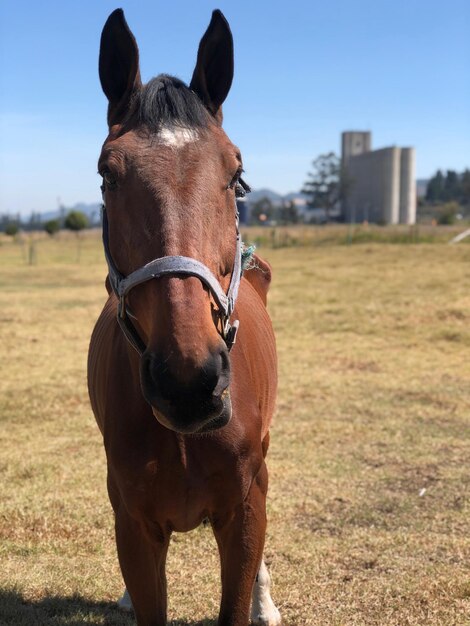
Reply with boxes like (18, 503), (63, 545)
(212, 461), (269, 626)
(250, 559), (282, 626)
(115, 504), (170, 626)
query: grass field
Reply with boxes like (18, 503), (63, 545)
(1, 232), (470, 625)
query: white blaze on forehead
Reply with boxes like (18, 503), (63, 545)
(159, 126), (199, 148)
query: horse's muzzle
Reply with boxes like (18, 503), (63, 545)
(140, 346), (231, 434)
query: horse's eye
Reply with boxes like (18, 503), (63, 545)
(227, 167), (243, 191)
(101, 170), (117, 190)
(235, 177), (251, 199)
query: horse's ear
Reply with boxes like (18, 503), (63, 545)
(99, 9), (142, 126)
(190, 10), (234, 125)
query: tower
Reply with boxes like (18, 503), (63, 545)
(341, 131), (371, 167)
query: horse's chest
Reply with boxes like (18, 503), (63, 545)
(113, 440), (251, 533)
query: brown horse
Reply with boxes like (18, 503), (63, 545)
(88, 9), (280, 626)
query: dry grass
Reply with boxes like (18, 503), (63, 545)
(241, 222), (470, 248)
(1, 234), (470, 625)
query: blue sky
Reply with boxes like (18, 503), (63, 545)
(1, 0), (469, 216)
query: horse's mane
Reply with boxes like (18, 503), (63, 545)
(134, 74), (211, 131)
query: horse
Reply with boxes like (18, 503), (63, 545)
(88, 9), (281, 626)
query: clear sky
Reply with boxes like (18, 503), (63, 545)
(1, 0), (469, 216)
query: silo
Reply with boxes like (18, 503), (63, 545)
(399, 148), (416, 224)
(381, 147), (400, 225)
(341, 131), (371, 166)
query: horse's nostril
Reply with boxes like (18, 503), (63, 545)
(139, 345), (231, 432)
(141, 351), (161, 387)
(212, 346), (230, 396)
(141, 346), (230, 409)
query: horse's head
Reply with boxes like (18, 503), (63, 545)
(98, 9), (246, 434)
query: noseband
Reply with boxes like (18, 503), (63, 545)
(101, 199), (243, 356)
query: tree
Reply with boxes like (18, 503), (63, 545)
(426, 170), (445, 203)
(64, 210), (88, 262)
(44, 219), (60, 236)
(461, 169), (470, 206)
(5, 222), (19, 236)
(302, 152), (347, 221)
(64, 210), (88, 231)
(425, 168), (470, 207)
(443, 170), (459, 201)
(437, 202), (459, 225)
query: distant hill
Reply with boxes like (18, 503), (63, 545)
(247, 188), (284, 204)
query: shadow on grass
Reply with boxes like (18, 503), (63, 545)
(0, 588), (216, 626)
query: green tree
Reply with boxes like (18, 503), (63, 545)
(437, 202), (459, 225)
(459, 169), (470, 206)
(5, 222), (19, 236)
(426, 170), (445, 203)
(64, 210), (88, 262)
(302, 152), (348, 221)
(44, 219), (60, 236)
(64, 210), (88, 231)
(443, 170), (459, 201)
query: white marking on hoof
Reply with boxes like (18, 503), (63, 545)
(117, 587), (133, 612)
(159, 126), (199, 148)
(251, 560), (282, 626)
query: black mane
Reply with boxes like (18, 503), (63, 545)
(134, 74), (210, 130)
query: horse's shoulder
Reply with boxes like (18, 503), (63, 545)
(242, 254), (272, 306)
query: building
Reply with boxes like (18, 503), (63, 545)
(341, 131), (416, 224)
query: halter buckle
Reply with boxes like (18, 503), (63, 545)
(224, 319), (239, 351)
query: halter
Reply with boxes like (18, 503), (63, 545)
(101, 197), (243, 356)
